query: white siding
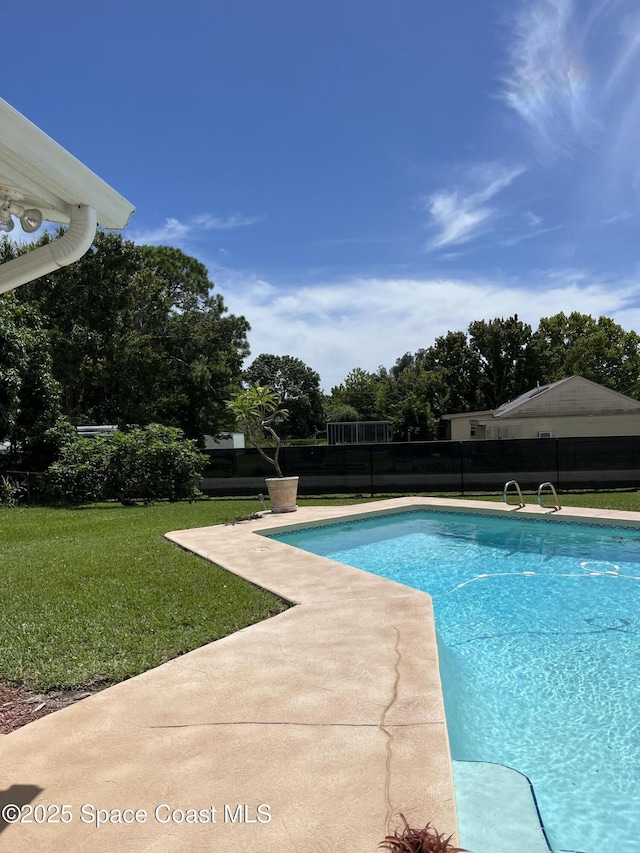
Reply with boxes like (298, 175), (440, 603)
(445, 412), (640, 440)
(485, 414), (640, 439)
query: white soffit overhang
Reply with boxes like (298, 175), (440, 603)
(0, 98), (134, 293)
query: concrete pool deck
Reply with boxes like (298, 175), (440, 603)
(2, 496), (640, 852)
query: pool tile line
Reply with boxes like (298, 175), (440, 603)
(267, 503), (640, 541)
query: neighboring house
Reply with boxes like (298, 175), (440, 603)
(440, 376), (640, 440)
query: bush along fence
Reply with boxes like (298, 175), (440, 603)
(200, 435), (640, 497)
(0, 425), (206, 507)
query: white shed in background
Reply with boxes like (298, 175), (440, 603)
(204, 433), (245, 450)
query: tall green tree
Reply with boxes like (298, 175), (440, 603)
(533, 312), (640, 396)
(243, 353), (325, 439)
(329, 368), (383, 421)
(467, 315), (540, 409)
(128, 246), (251, 438)
(0, 295), (61, 467)
(418, 331), (483, 413)
(16, 233), (250, 440)
(376, 363), (438, 441)
(18, 230), (142, 422)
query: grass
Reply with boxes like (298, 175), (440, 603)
(538, 489), (640, 511)
(0, 496), (366, 691)
(3, 489), (639, 692)
(441, 489), (640, 512)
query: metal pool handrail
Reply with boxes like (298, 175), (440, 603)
(503, 480), (525, 508)
(537, 481), (561, 511)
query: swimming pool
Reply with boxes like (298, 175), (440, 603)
(268, 509), (640, 853)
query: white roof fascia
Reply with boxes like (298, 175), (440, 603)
(440, 410), (492, 421)
(0, 99), (134, 293)
(0, 98), (134, 229)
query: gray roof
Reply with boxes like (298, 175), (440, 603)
(492, 375), (640, 419)
(443, 375), (640, 422)
(492, 377), (574, 418)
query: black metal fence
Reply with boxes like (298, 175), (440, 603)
(200, 435), (640, 496)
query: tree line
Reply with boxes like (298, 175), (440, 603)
(325, 313), (640, 441)
(2, 229), (640, 470)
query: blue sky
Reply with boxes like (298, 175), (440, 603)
(5, 0), (640, 389)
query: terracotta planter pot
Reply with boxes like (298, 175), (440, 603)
(265, 476), (299, 513)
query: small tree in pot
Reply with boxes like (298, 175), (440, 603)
(226, 383), (299, 512)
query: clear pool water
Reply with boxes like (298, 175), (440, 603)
(269, 510), (640, 853)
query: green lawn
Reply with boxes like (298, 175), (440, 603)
(0, 497), (365, 691)
(3, 490), (639, 692)
(445, 489), (640, 512)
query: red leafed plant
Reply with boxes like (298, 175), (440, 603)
(379, 814), (468, 853)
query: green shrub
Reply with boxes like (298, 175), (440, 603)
(47, 435), (112, 503)
(47, 424), (206, 505)
(107, 424), (205, 505)
(0, 474), (25, 508)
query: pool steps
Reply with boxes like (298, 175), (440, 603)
(453, 760), (552, 853)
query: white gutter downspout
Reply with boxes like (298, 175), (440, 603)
(0, 204), (97, 295)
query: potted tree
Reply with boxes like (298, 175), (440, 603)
(227, 383), (299, 513)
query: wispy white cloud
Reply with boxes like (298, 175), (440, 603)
(501, 0), (591, 158)
(129, 212), (260, 246)
(604, 12), (640, 91)
(502, 0), (640, 193)
(131, 218), (190, 244)
(498, 211), (563, 247)
(192, 213), (261, 230)
(423, 163), (526, 251)
(602, 211), (635, 225)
